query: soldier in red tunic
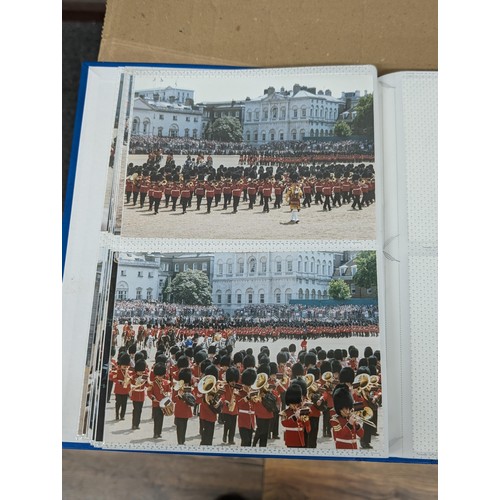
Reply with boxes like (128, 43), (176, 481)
(195, 181), (205, 211)
(351, 177), (363, 210)
(281, 383), (311, 448)
(110, 353), (132, 421)
(247, 180), (257, 209)
(221, 366), (240, 445)
(147, 362), (172, 439)
(231, 180), (243, 213)
(125, 177), (134, 204)
(330, 384), (364, 449)
(129, 358), (149, 430)
(170, 183), (180, 211)
(151, 182), (163, 215)
(173, 368), (196, 445)
(195, 365), (222, 445)
(236, 368), (258, 446)
(180, 184), (191, 214)
(205, 183), (215, 213)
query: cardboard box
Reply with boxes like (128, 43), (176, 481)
(99, 0), (437, 75)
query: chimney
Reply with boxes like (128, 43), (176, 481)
(293, 84), (301, 95)
(325, 89), (332, 96)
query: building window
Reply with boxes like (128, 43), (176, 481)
(248, 293), (253, 304)
(136, 288), (142, 300)
(260, 294), (265, 304)
(255, 111), (259, 121)
(238, 259), (244, 274)
(159, 114), (164, 120)
(194, 117), (198, 122)
(149, 272), (154, 278)
(287, 260), (293, 272)
(264, 109), (268, 120)
(276, 293), (281, 304)
(260, 260), (267, 273)
(117, 289), (127, 300)
(301, 107), (307, 118)
(202, 262), (208, 271)
(298, 260), (302, 272)
(217, 294), (222, 304)
(138, 271), (143, 277)
(227, 263), (233, 274)
(173, 116), (177, 121)
(293, 108), (298, 118)
(174, 264), (179, 272)
(237, 294), (242, 304)
(227, 294), (232, 304)
(246, 132), (251, 141)
(249, 258), (256, 274)
(262, 132), (266, 141)
(254, 132), (258, 142)
(184, 263), (188, 271)
(270, 132), (275, 141)
(286, 291), (292, 303)
(276, 261), (282, 273)
(218, 263), (223, 275)
(120, 270), (126, 276)
(351, 285), (356, 294)
(147, 289), (153, 301)
(186, 116), (190, 121)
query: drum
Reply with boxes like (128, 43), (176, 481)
(160, 396), (174, 416)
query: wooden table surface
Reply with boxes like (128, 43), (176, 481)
(63, 449), (437, 499)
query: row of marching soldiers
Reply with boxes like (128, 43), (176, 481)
(108, 341), (382, 449)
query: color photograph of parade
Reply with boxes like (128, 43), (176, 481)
(102, 250), (384, 454)
(117, 69), (377, 240)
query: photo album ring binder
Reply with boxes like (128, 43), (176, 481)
(62, 63), (437, 463)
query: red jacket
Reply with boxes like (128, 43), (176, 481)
(173, 389), (194, 418)
(281, 407), (311, 447)
(147, 377), (171, 408)
(236, 390), (257, 430)
(330, 412), (364, 449)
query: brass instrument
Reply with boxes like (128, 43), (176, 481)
(350, 405), (377, 429)
(305, 373), (319, 394)
(353, 373), (371, 398)
(198, 375), (224, 412)
(121, 367), (132, 389)
(321, 371), (337, 391)
(155, 378), (174, 416)
(228, 387), (237, 413)
(128, 374), (149, 393)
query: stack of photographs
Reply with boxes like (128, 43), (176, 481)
(69, 65), (388, 458)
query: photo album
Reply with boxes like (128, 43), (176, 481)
(62, 64), (437, 462)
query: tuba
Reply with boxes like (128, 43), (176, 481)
(321, 371), (337, 391)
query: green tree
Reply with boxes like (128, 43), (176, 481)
(328, 279), (352, 300)
(353, 251), (378, 294)
(351, 93), (374, 136)
(209, 116), (243, 142)
(333, 120), (352, 137)
(164, 269), (212, 305)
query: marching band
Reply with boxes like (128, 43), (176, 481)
(108, 334), (382, 450)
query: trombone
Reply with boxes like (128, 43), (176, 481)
(351, 405), (377, 428)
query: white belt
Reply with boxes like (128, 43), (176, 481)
(335, 438), (357, 444)
(239, 410), (255, 415)
(285, 427), (304, 432)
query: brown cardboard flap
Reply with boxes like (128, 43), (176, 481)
(99, 0), (437, 74)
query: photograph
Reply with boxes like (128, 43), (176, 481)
(116, 67), (377, 240)
(99, 249), (384, 455)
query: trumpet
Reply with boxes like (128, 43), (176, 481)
(305, 373), (319, 394)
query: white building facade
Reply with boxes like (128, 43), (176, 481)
(242, 86), (345, 145)
(116, 257), (160, 301)
(211, 251), (355, 313)
(131, 97), (204, 139)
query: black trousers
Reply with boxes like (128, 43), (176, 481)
(206, 197), (213, 213)
(239, 427), (254, 447)
(223, 414), (237, 443)
(174, 417), (188, 444)
(126, 191), (132, 203)
(351, 195), (362, 209)
(342, 191), (351, 203)
(323, 408), (331, 437)
(171, 197), (178, 211)
(196, 195), (204, 210)
(140, 192), (147, 208)
(133, 191), (139, 205)
(164, 194), (170, 207)
(274, 194), (282, 208)
(132, 401), (144, 428)
(263, 197), (270, 212)
(252, 418), (271, 447)
(115, 394), (128, 419)
(153, 198), (161, 214)
(269, 412), (279, 438)
(323, 196), (332, 210)
(152, 407), (164, 437)
(307, 416), (320, 448)
(314, 192), (323, 204)
(215, 194), (221, 206)
(333, 193), (342, 207)
(149, 196), (154, 210)
(200, 419), (215, 445)
(248, 194), (257, 209)
(302, 192), (312, 207)
(181, 197), (189, 213)
(232, 196), (240, 212)
(223, 194), (232, 209)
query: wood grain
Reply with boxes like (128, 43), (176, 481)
(62, 449), (264, 500)
(263, 459), (437, 500)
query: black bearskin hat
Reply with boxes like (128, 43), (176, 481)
(307, 367), (320, 381)
(339, 367), (355, 385)
(291, 362), (305, 378)
(285, 384), (303, 405)
(153, 362), (167, 376)
(233, 352), (244, 364)
(268, 362), (278, 376)
(225, 367), (240, 384)
(333, 384), (354, 415)
(118, 353), (131, 366)
(177, 355), (189, 369)
(243, 355), (256, 369)
(331, 359), (342, 374)
(178, 368), (192, 384)
(194, 350), (208, 364)
(204, 364), (219, 378)
(220, 355), (232, 367)
(276, 351), (289, 364)
(304, 352), (317, 367)
(241, 368), (257, 387)
(134, 359), (147, 372)
(257, 364), (270, 376)
(290, 378), (307, 397)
